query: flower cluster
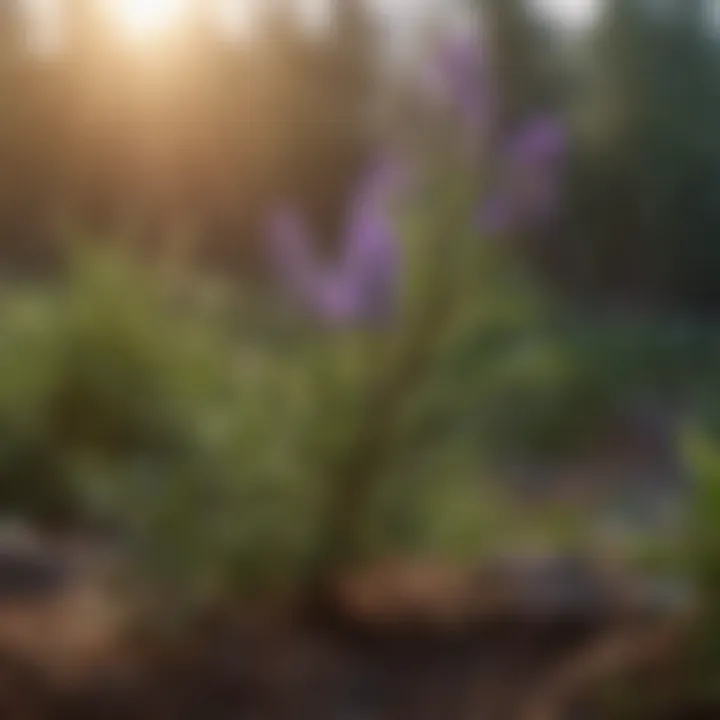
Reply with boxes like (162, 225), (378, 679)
(267, 154), (404, 328)
(266, 30), (566, 326)
(480, 114), (567, 235)
(432, 32), (566, 235)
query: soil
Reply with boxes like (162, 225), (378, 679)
(0, 554), (694, 720)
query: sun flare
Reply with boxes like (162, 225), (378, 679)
(101, 0), (192, 42)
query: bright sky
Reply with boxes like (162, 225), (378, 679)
(537, 0), (599, 29)
(24, 0), (602, 54)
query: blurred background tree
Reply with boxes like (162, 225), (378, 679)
(559, 0), (720, 315)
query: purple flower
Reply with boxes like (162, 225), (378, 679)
(267, 153), (405, 328)
(508, 115), (567, 223)
(425, 31), (491, 143)
(478, 115), (567, 235)
(507, 115), (567, 170)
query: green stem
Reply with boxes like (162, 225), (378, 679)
(310, 235), (462, 586)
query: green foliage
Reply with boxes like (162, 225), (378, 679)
(0, 217), (511, 602)
(0, 160), (702, 620)
(680, 425), (720, 701)
(0, 144), (551, 602)
(0, 244), (322, 604)
(0, 166), (702, 629)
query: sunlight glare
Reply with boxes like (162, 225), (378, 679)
(213, 0), (256, 39)
(535, 0), (599, 30)
(101, 0), (192, 42)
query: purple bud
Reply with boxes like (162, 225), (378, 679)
(510, 116), (566, 223)
(425, 31), (491, 143)
(339, 170), (400, 323)
(507, 115), (566, 169)
(478, 114), (567, 235)
(267, 153), (405, 328)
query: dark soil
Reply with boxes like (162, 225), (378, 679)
(0, 547), (696, 720)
